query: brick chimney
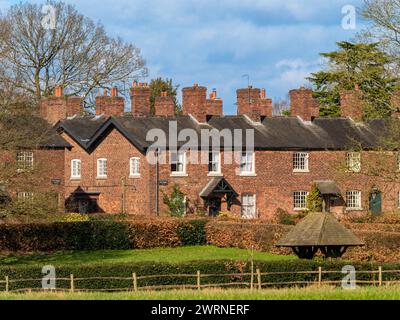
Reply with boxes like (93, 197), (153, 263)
(339, 85), (363, 121)
(95, 87), (125, 117)
(155, 91), (175, 117)
(237, 86), (272, 121)
(182, 84), (208, 122)
(289, 87), (319, 120)
(206, 89), (223, 117)
(131, 81), (151, 117)
(40, 85), (83, 125)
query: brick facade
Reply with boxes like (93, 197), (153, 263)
(33, 83), (400, 219)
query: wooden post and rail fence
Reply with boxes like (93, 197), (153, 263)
(0, 267), (397, 293)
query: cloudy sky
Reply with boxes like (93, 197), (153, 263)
(0, 0), (364, 114)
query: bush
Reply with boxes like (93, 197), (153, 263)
(58, 213), (90, 223)
(177, 220), (207, 246)
(205, 221), (291, 253)
(0, 259), (399, 292)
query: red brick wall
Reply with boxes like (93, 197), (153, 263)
(62, 129), (154, 215)
(60, 127), (400, 219)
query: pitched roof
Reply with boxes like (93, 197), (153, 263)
(276, 213), (364, 247)
(56, 114), (389, 152)
(0, 115), (71, 149)
(315, 181), (341, 195)
(199, 177), (239, 198)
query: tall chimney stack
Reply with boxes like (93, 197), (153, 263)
(182, 84), (208, 122)
(206, 89), (223, 117)
(155, 91), (175, 117)
(237, 86), (272, 121)
(131, 81), (151, 117)
(289, 87), (319, 121)
(95, 87), (125, 117)
(40, 85), (83, 125)
(339, 85), (363, 121)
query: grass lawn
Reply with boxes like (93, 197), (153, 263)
(0, 286), (399, 300)
(0, 246), (295, 266)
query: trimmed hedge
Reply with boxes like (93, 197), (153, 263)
(0, 259), (398, 292)
(205, 221), (291, 253)
(0, 219), (208, 252)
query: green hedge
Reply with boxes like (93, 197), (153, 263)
(0, 219), (208, 252)
(0, 260), (397, 292)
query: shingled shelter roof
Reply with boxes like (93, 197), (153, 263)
(276, 213), (364, 247)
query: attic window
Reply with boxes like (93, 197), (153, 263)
(293, 152), (309, 172)
(346, 152), (361, 173)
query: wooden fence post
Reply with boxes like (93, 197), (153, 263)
(5, 276), (9, 293)
(70, 274), (74, 293)
(133, 273), (138, 292)
(378, 267), (382, 287)
(318, 267), (322, 287)
(197, 271), (201, 291)
(256, 269), (262, 290)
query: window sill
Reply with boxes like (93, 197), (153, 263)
(129, 175), (141, 179)
(171, 173), (188, 178)
(294, 208), (307, 212)
(208, 172), (223, 177)
(238, 173), (257, 177)
(293, 170), (310, 173)
(346, 208), (363, 212)
(70, 178), (81, 181)
(96, 176), (108, 180)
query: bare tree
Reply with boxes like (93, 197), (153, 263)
(0, 1), (147, 107)
(361, 0), (400, 73)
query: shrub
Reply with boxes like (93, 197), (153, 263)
(306, 183), (323, 212)
(205, 221), (291, 253)
(162, 184), (186, 217)
(177, 220), (207, 246)
(0, 259), (399, 292)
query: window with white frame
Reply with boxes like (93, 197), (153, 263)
(294, 191), (309, 210)
(171, 151), (186, 174)
(71, 159), (81, 179)
(97, 158), (108, 178)
(208, 151), (221, 174)
(17, 151), (34, 170)
(346, 191), (362, 210)
(240, 151), (255, 175)
(293, 152), (309, 172)
(241, 194), (257, 219)
(17, 192), (33, 202)
(130, 157), (141, 176)
(346, 152), (361, 173)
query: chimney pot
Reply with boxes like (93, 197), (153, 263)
(110, 87), (118, 97)
(54, 85), (63, 97)
(261, 88), (266, 99)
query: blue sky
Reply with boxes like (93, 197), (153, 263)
(0, 0), (364, 114)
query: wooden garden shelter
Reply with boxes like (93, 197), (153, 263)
(276, 213), (364, 259)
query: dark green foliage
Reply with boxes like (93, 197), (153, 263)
(177, 220), (207, 246)
(306, 183), (323, 212)
(149, 78), (181, 115)
(308, 41), (398, 119)
(0, 259), (398, 291)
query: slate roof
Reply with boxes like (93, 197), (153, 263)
(56, 114), (390, 152)
(315, 181), (341, 195)
(0, 115), (71, 149)
(276, 213), (364, 247)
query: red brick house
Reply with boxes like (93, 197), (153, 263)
(33, 83), (400, 219)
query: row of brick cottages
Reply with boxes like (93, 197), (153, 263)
(10, 83), (400, 219)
